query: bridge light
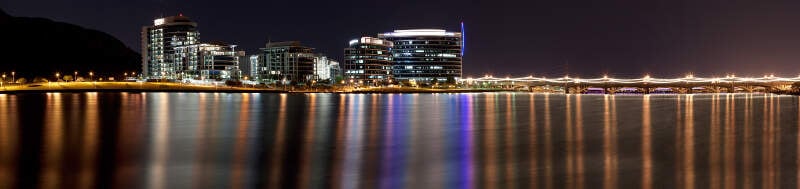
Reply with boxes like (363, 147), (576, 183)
(603, 75), (608, 79)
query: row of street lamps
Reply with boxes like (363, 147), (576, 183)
(52, 71), (137, 82)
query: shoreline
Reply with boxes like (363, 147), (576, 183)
(0, 82), (795, 95)
(0, 88), (513, 94)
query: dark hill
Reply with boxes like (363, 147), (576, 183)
(0, 9), (139, 80)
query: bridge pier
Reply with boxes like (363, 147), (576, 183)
(604, 87), (619, 95)
(726, 86), (736, 93)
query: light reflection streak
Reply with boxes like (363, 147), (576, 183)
(0, 94), (17, 189)
(797, 96), (800, 189)
(114, 93), (145, 188)
(529, 94), (537, 189)
(710, 95), (721, 189)
(762, 94), (772, 189)
(192, 93), (211, 188)
(483, 93), (498, 188)
(41, 93), (63, 189)
(267, 94), (288, 189)
(565, 95), (574, 189)
(231, 93), (251, 189)
(683, 94), (695, 189)
(723, 94), (735, 189)
(675, 95), (683, 187)
(341, 94), (365, 189)
(361, 94), (380, 188)
(380, 94), (396, 189)
(298, 94), (316, 189)
(460, 94), (475, 189)
(603, 95), (617, 189)
(146, 93), (170, 189)
(544, 94), (553, 189)
(642, 95), (652, 189)
(332, 95), (347, 189)
(575, 95), (584, 189)
(78, 93), (99, 189)
(504, 93), (516, 189)
(743, 94), (753, 189)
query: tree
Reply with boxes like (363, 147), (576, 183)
(431, 78), (440, 85)
(62, 75), (73, 81)
(334, 76), (344, 84)
(446, 76), (456, 85)
(15, 78), (27, 84)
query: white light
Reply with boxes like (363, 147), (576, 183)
(154, 18), (165, 26)
(348, 39), (359, 46)
(381, 29), (456, 37)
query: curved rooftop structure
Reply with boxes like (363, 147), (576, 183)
(379, 29), (459, 37)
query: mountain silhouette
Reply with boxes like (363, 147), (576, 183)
(0, 9), (139, 80)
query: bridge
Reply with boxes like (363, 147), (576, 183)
(462, 75), (800, 94)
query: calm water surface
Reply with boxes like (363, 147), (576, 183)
(0, 92), (799, 189)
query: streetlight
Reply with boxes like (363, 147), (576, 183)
(1, 74), (5, 89)
(89, 72), (94, 81)
(11, 71), (14, 84)
(74, 71), (77, 82)
(55, 73), (60, 82)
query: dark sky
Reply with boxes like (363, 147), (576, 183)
(3, 0), (800, 77)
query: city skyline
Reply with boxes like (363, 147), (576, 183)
(4, 0), (800, 77)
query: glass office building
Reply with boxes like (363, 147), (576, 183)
(378, 29), (462, 82)
(343, 37), (393, 85)
(252, 41), (316, 83)
(173, 42), (242, 80)
(141, 15), (199, 79)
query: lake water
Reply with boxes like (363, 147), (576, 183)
(0, 92), (799, 189)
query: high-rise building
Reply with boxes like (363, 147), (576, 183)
(343, 37), (393, 84)
(173, 42), (242, 80)
(249, 55), (261, 80)
(141, 15), (199, 79)
(253, 41), (316, 83)
(313, 55), (340, 82)
(378, 29), (462, 82)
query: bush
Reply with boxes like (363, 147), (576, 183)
(225, 80), (243, 87)
(15, 78), (27, 84)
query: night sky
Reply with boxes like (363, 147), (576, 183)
(3, 0), (800, 77)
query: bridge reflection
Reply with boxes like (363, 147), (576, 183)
(463, 75), (800, 94)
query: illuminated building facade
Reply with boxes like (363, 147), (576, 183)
(314, 55), (340, 82)
(378, 29), (462, 82)
(141, 15), (199, 79)
(252, 41), (316, 83)
(173, 42), (242, 80)
(343, 37), (393, 84)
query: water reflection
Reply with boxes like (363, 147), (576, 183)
(0, 93), (798, 189)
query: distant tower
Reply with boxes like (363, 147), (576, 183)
(141, 15), (199, 79)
